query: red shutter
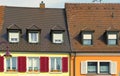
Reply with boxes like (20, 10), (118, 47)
(0, 56), (4, 72)
(62, 57), (68, 72)
(18, 56), (26, 72)
(40, 57), (49, 72)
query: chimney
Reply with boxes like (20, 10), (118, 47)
(40, 1), (45, 8)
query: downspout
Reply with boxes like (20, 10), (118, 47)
(74, 52), (76, 76)
(69, 52), (71, 76)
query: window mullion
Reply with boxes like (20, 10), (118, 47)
(10, 58), (12, 70)
(55, 58), (57, 70)
(97, 61), (100, 74)
(32, 58), (34, 71)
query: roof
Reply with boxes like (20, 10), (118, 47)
(65, 3), (120, 52)
(0, 6), (71, 52)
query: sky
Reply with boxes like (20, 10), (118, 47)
(0, 0), (120, 8)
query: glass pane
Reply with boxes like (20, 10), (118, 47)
(108, 39), (116, 45)
(6, 59), (10, 70)
(51, 58), (55, 70)
(56, 58), (61, 70)
(53, 33), (63, 43)
(100, 62), (109, 73)
(83, 39), (92, 45)
(12, 57), (17, 70)
(34, 58), (39, 70)
(28, 58), (33, 70)
(31, 33), (37, 41)
(88, 62), (97, 73)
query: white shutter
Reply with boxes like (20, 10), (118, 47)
(110, 61), (117, 74)
(81, 61), (87, 74)
(53, 33), (63, 43)
(83, 34), (92, 39)
(108, 34), (117, 39)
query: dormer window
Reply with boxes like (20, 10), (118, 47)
(8, 31), (20, 43)
(52, 31), (64, 44)
(107, 32), (118, 45)
(82, 31), (93, 45)
(28, 31), (39, 43)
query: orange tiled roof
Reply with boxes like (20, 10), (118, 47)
(65, 3), (120, 52)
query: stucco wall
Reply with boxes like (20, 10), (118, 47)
(0, 52), (69, 76)
(71, 55), (120, 76)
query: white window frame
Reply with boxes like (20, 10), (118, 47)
(28, 32), (39, 43)
(49, 57), (62, 72)
(52, 33), (63, 44)
(82, 33), (92, 45)
(81, 60), (117, 74)
(86, 60), (111, 74)
(6, 57), (17, 72)
(9, 32), (20, 43)
(107, 33), (117, 45)
(27, 57), (40, 72)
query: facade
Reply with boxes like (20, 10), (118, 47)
(0, 3), (70, 76)
(0, 2), (120, 76)
(65, 3), (120, 76)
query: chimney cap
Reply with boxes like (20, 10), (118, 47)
(41, 1), (44, 4)
(40, 1), (45, 8)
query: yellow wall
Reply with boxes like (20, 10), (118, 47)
(71, 55), (120, 76)
(0, 52), (69, 76)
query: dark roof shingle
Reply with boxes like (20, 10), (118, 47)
(0, 6), (71, 52)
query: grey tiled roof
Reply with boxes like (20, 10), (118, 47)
(0, 6), (71, 52)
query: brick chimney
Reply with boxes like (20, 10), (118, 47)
(40, 1), (45, 8)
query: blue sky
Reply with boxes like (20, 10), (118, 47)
(0, 0), (120, 8)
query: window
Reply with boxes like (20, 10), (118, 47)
(53, 33), (63, 43)
(87, 62), (110, 74)
(9, 32), (19, 43)
(100, 62), (109, 73)
(82, 33), (92, 45)
(6, 57), (17, 72)
(28, 57), (39, 72)
(28, 32), (39, 43)
(107, 34), (117, 45)
(50, 57), (62, 72)
(88, 62), (97, 73)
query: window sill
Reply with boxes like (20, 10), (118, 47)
(86, 73), (111, 76)
(6, 70), (17, 72)
(5, 70), (18, 74)
(27, 70), (39, 73)
(50, 70), (62, 74)
(28, 70), (39, 72)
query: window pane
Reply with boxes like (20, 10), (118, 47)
(28, 58), (33, 70)
(12, 57), (17, 70)
(9, 32), (19, 42)
(100, 62), (109, 73)
(88, 62), (97, 73)
(83, 39), (92, 45)
(29, 32), (39, 43)
(33, 58), (39, 70)
(108, 39), (116, 45)
(51, 58), (55, 70)
(56, 58), (61, 70)
(6, 59), (10, 70)
(31, 33), (37, 41)
(53, 33), (63, 43)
